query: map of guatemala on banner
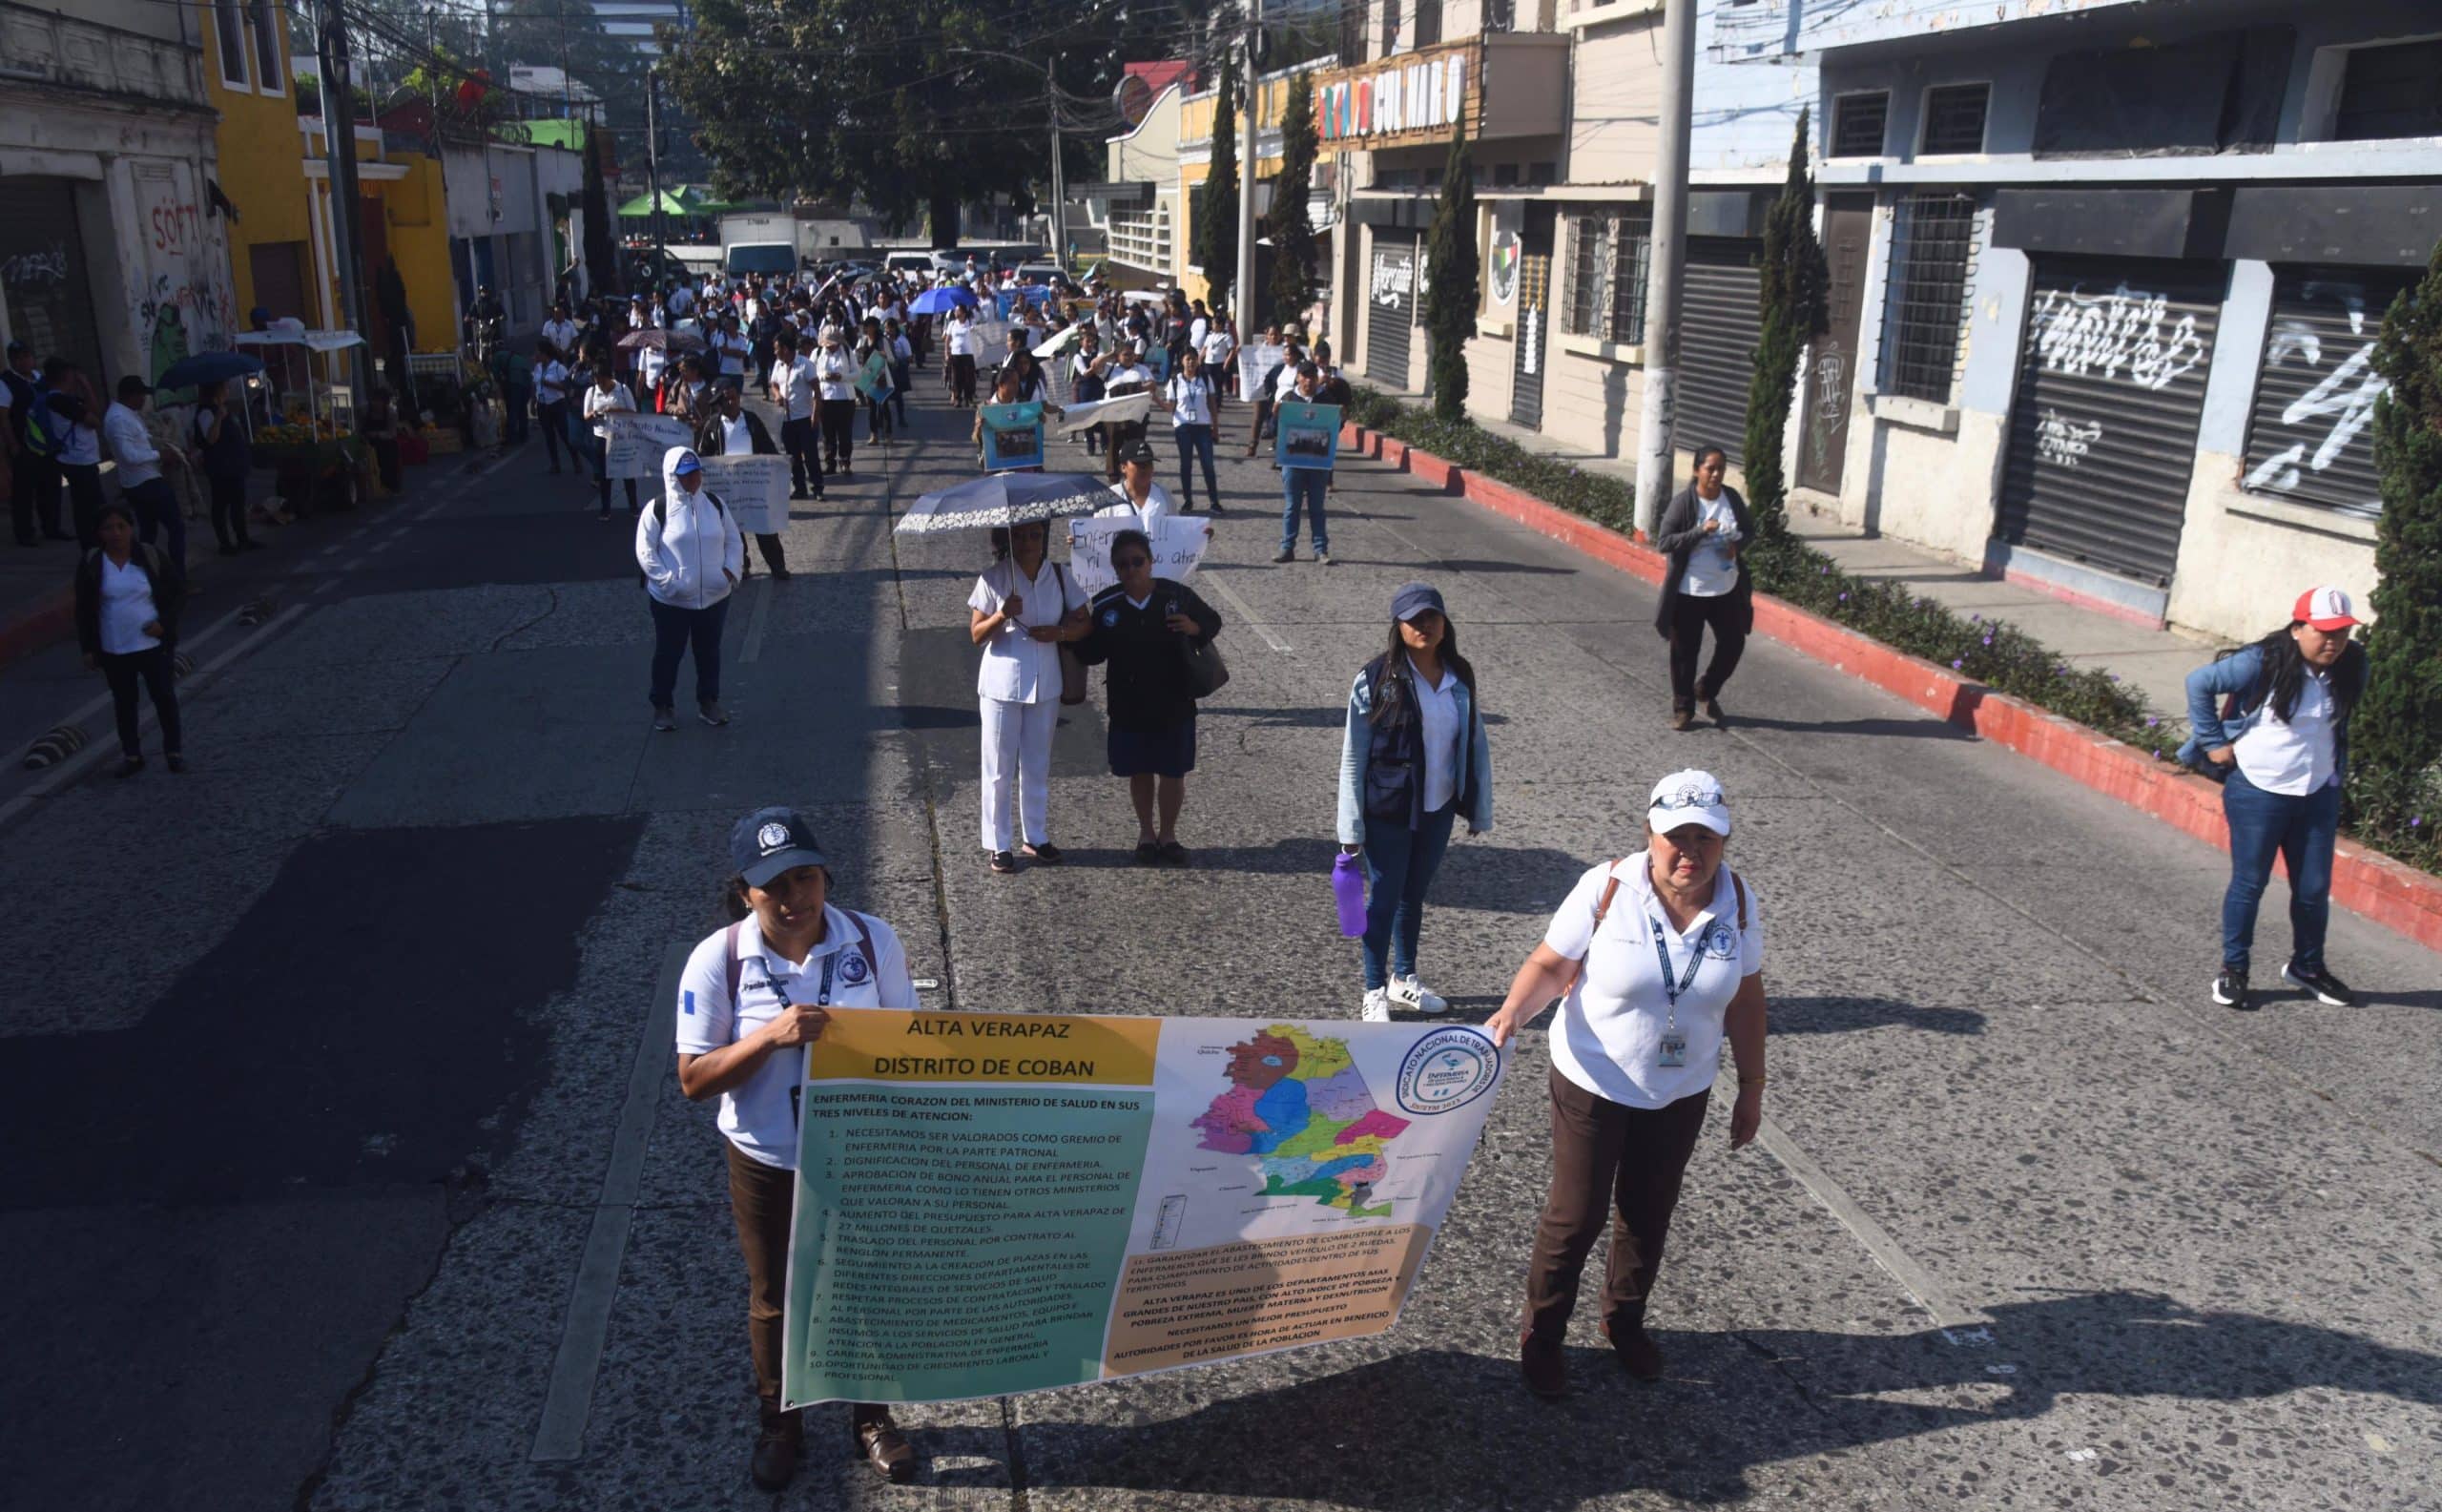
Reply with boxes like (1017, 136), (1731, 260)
(780, 1011), (1505, 1408)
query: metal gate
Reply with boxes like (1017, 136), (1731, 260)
(1366, 235), (1418, 387)
(1509, 226), (1554, 430)
(0, 178), (105, 384)
(1997, 257), (2225, 586)
(1677, 238), (1764, 466)
(2241, 264), (2412, 519)
(1798, 196), (1873, 493)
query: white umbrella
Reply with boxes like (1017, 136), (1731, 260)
(895, 471), (1112, 535)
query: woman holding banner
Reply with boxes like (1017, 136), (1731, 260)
(695, 384), (790, 580)
(1074, 528), (1222, 864)
(582, 362), (641, 519)
(674, 804), (921, 1489)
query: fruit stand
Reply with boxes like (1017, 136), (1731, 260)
(234, 326), (372, 513)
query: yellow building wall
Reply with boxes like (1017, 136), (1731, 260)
(1176, 67), (1312, 309)
(373, 152), (455, 354)
(1174, 152), (1284, 310)
(199, 0), (314, 323)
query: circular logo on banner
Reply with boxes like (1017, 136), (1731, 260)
(1396, 1026), (1501, 1115)
(1489, 229), (1520, 308)
(756, 822), (791, 852)
(838, 952), (871, 985)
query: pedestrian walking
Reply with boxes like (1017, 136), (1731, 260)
(767, 333), (823, 500)
(674, 805), (921, 1490)
(636, 446), (743, 731)
(1652, 446), (1752, 730)
(584, 363), (642, 518)
(1241, 325), (1287, 457)
(1273, 362), (1332, 565)
(534, 345), (575, 475)
(856, 319), (896, 445)
(42, 360), (105, 548)
(1198, 310), (1235, 426)
(1485, 769), (1767, 1398)
(74, 503), (186, 777)
(1073, 528), (1222, 864)
(967, 519), (1088, 874)
(2180, 587), (2370, 1011)
(3, 339), (66, 545)
(1336, 583), (1492, 1021)
(1099, 344), (1155, 484)
(1094, 441), (1190, 530)
(814, 327), (859, 478)
(945, 306), (981, 406)
(191, 379), (257, 554)
(103, 376), (183, 568)
(884, 318), (913, 427)
(695, 383), (789, 580)
(1161, 347), (1223, 512)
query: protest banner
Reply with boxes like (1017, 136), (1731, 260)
(696, 453), (790, 535)
(1236, 342), (1287, 400)
(1052, 391), (1151, 436)
(1066, 514), (1209, 596)
(1276, 402), (1343, 471)
(781, 1010), (1505, 1407)
(980, 402), (1045, 472)
(603, 413), (695, 479)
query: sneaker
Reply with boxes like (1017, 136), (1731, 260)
(1210, 500), (1228, 514)
(652, 705), (677, 733)
(1273, 549), (1295, 564)
(2211, 965), (2250, 1010)
(1315, 551), (1335, 567)
(698, 700), (729, 727)
(1360, 987), (1393, 1023)
(989, 850), (1020, 874)
(2282, 962), (2356, 1006)
(1388, 975), (1449, 1015)
(750, 1423), (801, 1491)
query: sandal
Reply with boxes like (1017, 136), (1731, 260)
(854, 1414), (917, 1483)
(1021, 842), (1064, 864)
(989, 850), (1019, 874)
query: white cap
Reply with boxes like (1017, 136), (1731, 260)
(1646, 769), (1731, 839)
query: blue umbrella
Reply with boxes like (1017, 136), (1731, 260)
(908, 285), (979, 315)
(896, 471), (1109, 535)
(155, 350), (265, 388)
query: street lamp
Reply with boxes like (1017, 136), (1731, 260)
(947, 46), (1068, 269)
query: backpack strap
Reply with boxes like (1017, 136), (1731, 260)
(1590, 860), (1746, 931)
(721, 920), (744, 1009)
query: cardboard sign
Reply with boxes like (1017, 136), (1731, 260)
(1275, 402), (1342, 472)
(1236, 342), (1287, 401)
(1053, 391), (1152, 437)
(1067, 513), (1209, 596)
(697, 452), (790, 534)
(603, 412), (696, 479)
(980, 401), (1045, 472)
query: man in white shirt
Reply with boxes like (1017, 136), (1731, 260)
(813, 327), (860, 475)
(944, 309), (980, 406)
(1096, 441), (1178, 529)
(541, 301), (580, 363)
(768, 332), (822, 499)
(1198, 314), (1235, 423)
(533, 345), (575, 475)
(103, 375), (182, 566)
(712, 313), (751, 389)
(667, 281), (695, 321)
(1098, 345), (1154, 482)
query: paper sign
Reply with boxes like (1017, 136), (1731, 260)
(1237, 342), (1287, 401)
(1054, 391), (1151, 437)
(603, 412), (695, 479)
(1067, 514), (1210, 595)
(980, 401), (1045, 472)
(781, 1011), (1505, 1407)
(1275, 402), (1342, 471)
(855, 352), (895, 403)
(696, 452), (790, 534)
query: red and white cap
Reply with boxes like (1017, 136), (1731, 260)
(2293, 586), (2358, 632)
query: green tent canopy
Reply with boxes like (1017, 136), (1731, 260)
(617, 187), (708, 217)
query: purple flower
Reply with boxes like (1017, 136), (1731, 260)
(1982, 635), (1993, 647)
(1838, 591), (1849, 602)
(1971, 612), (1981, 622)
(2153, 748), (2163, 758)
(2146, 716), (2160, 727)
(2413, 816), (2424, 828)
(1951, 658), (1964, 670)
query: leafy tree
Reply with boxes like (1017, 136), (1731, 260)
(1420, 104), (1477, 422)
(1193, 52), (1240, 312)
(1266, 69), (1320, 333)
(2352, 237), (2442, 840)
(1743, 107), (1830, 543)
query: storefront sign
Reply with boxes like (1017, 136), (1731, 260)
(1317, 51), (1468, 146)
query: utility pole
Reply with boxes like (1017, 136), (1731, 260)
(319, 0), (372, 406)
(424, 7), (441, 124)
(557, 1), (575, 119)
(646, 65), (667, 289)
(1048, 53), (1067, 269)
(1234, 0), (1259, 325)
(1632, 0), (1696, 537)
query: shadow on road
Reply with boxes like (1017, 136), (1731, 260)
(1769, 995), (1988, 1035)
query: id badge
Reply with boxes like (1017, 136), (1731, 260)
(1657, 1031), (1688, 1068)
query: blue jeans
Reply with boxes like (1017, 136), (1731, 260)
(648, 594), (730, 707)
(2220, 769), (2341, 973)
(1281, 467), (1330, 554)
(1174, 423), (1218, 507)
(1359, 803), (1458, 990)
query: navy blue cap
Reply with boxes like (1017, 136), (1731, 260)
(732, 807), (828, 887)
(1390, 582), (1446, 624)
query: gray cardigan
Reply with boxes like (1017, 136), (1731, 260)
(1651, 482), (1755, 637)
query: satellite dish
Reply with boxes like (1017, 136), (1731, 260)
(1115, 74), (1154, 127)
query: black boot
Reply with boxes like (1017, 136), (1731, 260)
(750, 1402), (801, 1491)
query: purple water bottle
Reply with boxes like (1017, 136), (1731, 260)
(1332, 849), (1367, 937)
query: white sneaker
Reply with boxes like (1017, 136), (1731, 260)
(1389, 975), (1449, 1015)
(1360, 988), (1393, 1023)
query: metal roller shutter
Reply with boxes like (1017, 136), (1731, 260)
(1997, 257), (2225, 587)
(2241, 264), (2412, 519)
(1677, 238), (1762, 466)
(0, 179), (106, 384)
(1366, 235), (1418, 387)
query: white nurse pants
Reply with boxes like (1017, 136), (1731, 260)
(979, 694), (1056, 852)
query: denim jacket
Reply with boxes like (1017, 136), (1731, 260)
(2178, 642), (2366, 780)
(1336, 661), (1494, 845)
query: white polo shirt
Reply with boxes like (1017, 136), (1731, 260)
(674, 906), (916, 1169)
(1407, 655), (1460, 815)
(1096, 481), (1178, 530)
(2234, 673), (2337, 796)
(815, 345), (858, 402)
(968, 556), (1086, 703)
(946, 321), (978, 357)
(773, 356), (817, 421)
(714, 329), (750, 377)
(542, 318), (579, 356)
(1542, 853), (1764, 1110)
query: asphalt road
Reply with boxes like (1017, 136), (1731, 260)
(0, 367), (2433, 1512)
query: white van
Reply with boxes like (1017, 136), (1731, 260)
(883, 251), (935, 277)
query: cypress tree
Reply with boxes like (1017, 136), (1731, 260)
(1743, 108), (1830, 542)
(1193, 54), (1240, 314)
(2353, 238), (2442, 821)
(1266, 71), (1320, 332)
(1422, 105), (1478, 423)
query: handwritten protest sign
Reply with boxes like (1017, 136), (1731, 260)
(1236, 342), (1287, 400)
(697, 453), (790, 534)
(1067, 514), (1209, 596)
(1053, 391), (1151, 436)
(603, 412), (695, 479)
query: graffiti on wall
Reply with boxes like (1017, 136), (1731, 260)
(2030, 281), (2207, 391)
(2242, 280), (2390, 505)
(137, 273), (236, 395)
(2034, 407), (2102, 468)
(4, 244), (72, 289)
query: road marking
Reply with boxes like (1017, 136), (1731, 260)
(1755, 1118), (1990, 1333)
(1199, 570), (1292, 653)
(530, 940), (688, 1463)
(738, 575), (776, 663)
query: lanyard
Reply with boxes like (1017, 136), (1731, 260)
(1646, 914), (1707, 1034)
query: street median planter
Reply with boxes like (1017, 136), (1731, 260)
(1344, 425), (2442, 954)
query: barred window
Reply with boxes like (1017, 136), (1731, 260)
(1921, 84), (1990, 155)
(1563, 210), (1652, 343)
(1882, 193), (1976, 403)
(1565, 217), (1610, 339)
(1831, 93), (1888, 157)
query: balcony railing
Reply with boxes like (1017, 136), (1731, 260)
(1107, 207), (1173, 273)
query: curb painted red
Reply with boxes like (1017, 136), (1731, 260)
(1347, 424), (2442, 955)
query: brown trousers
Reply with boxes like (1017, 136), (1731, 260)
(1521, 1068), (1710, 1340)
(725, 1142), (886, 1438)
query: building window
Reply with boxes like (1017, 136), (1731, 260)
(1831, 93), (1888, 157)
(1882, 193), (1976, 403)
(1416, 0), (1441, 48)
(2333, 39), (2442, 141)
(1381, 0), (1402, 58)
(1920, 83), (1990, 155)
(1563, 209), (1651, 344)
(1485, 0), (1516, 31)
(249, 0), (281, 93)
(213, 0), (249, 88)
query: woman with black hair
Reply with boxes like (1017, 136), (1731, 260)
(1074, 527), (1222, 864)
(2179, 586), (2370, 1011)
(191, 379), (256, 554)
(1651, 445), (1752, 731)
(968, 519), (1089, 874)
(74, 502), (186, 776)
(1335, 582), (1494, 1021)
(674, 806), (920, 1489)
